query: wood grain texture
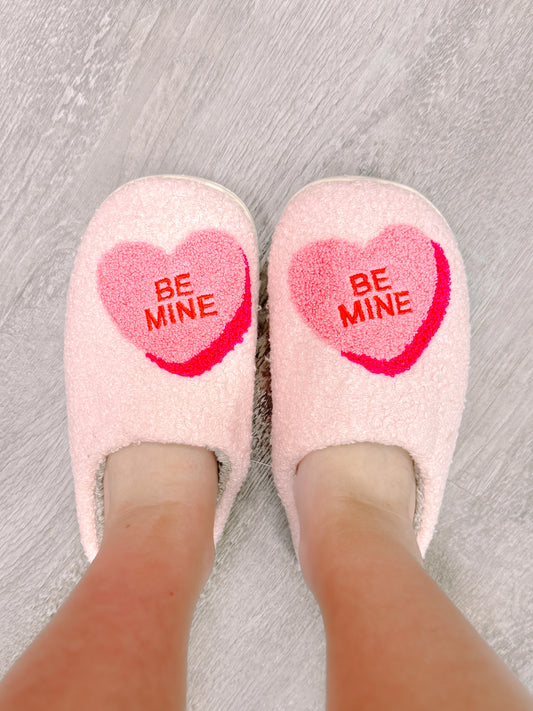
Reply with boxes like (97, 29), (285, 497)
(1, 0), (532, 707)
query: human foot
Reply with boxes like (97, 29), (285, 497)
(104, 442), (218, 526)
(295, 442), (416, 526)
(293, 442), (422, 596)
(65, 176), (258, 560)
(269, 177), (469, 559)
(103, 442), (219, 591)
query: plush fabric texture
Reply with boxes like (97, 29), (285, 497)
(289, 226), (451, 375)
(97, 231), (251, 376)
(65, 176), (258, 561)
(269, 177), (469, 557)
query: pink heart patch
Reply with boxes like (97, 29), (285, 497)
(97, 230), (251, 376)
(288, 225), (450, 376)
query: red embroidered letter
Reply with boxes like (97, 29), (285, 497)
(350, 273), (372, 296)
(371, 267), (391, 291)
(198, 294), (218, 318)
(364, 298), (375, 320)
(395, 291), (412, 314)
(145, 305), (167, 331)
(155, 278), (174, 301)
(374, 293), (394, 318)
(176, 298), (196, 322)
(338, 300), (366, 327)
(174, 273), (193, 296)
(167, 302), (176, 324)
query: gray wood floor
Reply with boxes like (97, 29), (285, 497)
(1, 1), (532, 708)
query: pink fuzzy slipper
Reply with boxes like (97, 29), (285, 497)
(268, 177), (469, 557)
(65, 176), (258, 561)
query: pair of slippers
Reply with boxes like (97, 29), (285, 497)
(64, 175), (469, 562)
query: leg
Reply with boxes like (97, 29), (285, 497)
(0, 443), (218, 711)
(294, 443), (533, 711)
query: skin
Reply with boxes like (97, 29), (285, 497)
(0, 444), (218, 711)
(295, 443), (533, 711)
(0, 441), (531, 711)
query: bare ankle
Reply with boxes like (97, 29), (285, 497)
(104, 442), (218, 524)
(293, 443), (422, 594)
(102, 443), (219, 586)
(296, 442), (416, 521)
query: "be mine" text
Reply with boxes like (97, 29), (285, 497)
(338, 267), (412, 327)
